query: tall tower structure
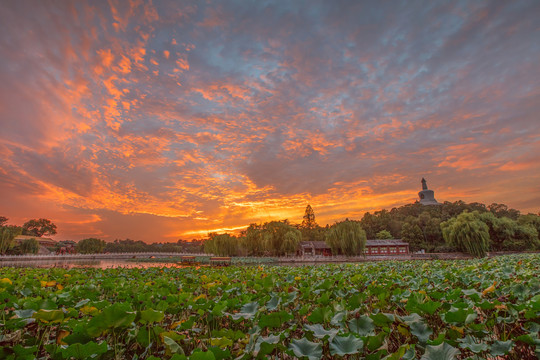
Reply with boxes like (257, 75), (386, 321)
(418, 178), (440, 205)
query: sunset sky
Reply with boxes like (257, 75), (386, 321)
(1, 1), (539, 243)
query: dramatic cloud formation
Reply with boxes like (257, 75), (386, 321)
(1, 0), (539, 242)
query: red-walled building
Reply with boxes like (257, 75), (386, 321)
(298, 239), (409, 256)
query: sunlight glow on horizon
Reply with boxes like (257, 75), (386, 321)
(1, 1), (539, 242)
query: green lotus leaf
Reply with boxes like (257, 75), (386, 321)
(515, 333), (540, 346)
(398, 312), (422, 323)
(420, 342), (459, 360)
(254, 334), (281, 358)
(461, 289), (482, 301)
(442, 306), (477, 325)
(490, 340), (513, 356)
(288, 337), (322, 360)
(385, 344), (415, 360)
(409, 321), (433, 344)
(140, 309), (165, 323)
(4, 345), (37, 360)
(170, 355), (188, 360)
(60, 341), (108, 360)
(86, 302), (136, 337)
(417, 301), (442, 315)
(164, 336), (185, 356)
(348, 315), (375, 336)
(210, 337), (233, 348)
(330, 311), (347, 326)
(458, 335), (489, 353)
(14, 309), (35, 319)
(74, 299), (90, 308)
(211, 302), (227, 316)
(366, 331), (388, 352)
(189, 350), (216, 360)
(370, 312), (394, 327)
(329, 334), (364, 356)
(230, 301), (259, 320)
(307, 306), (333, 324)
(304, 324), (338, 340)
(137, 326), (150, 347)
(208, 346), (231, 360)
(33, 309), (64, 324)
(258, 311), (293, 329)
(266, 295), (281, 311)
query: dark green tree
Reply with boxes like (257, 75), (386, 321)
(401, 222), (424, 252)
(441, 211), (490, 257)
(376, 230), (392, 239)
(488, 203), (520, 220)
(0, 225), (22, 254)
(0, 216), (8, 227)
(301, 205), (317, 229)
(20, 238), (39, 254)
(261, 221), (302, 256)
(76, 238), (106, 254)
(518, 214), (540, 237)
(325, 220), (366, 256)
(244, 223), (265, 256)
(22, 218), (57, 237)
(203, 233), (240, 256)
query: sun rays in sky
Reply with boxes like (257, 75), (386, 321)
(1, 1), (539, 242)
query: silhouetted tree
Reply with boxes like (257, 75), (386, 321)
(301, 205), (317, 229)
(76, 238), (106, 254)
(22, 218), (57, 237)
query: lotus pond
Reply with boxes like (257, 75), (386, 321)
(0, 254), (539, 359)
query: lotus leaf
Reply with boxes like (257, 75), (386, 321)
(420, 342), (459, 360)
(329, 334), (364, 356)
(288, 337), (323, 360)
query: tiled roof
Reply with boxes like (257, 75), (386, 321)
(300, 239), (409, 249)
(366, 239), (408, 246)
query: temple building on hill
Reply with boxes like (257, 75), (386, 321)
(418, 178), (440, 205)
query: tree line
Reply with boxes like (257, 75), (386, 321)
(0, 216), (204, 255)
(0, 217), (57, 255)
(203, 202), (540, 258)
(2, 200), (539, 257)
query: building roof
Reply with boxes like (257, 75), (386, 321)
(299, 239), (409, 249)
(14, 235), (57, 246)
(366, 239), (408, 246)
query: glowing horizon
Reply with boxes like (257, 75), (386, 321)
(1, 1), (539, 242)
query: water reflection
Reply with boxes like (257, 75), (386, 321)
(0, 259), (352, 269)
(0, 259), (198, 269)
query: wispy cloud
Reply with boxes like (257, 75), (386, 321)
(1, 0), (539, 242)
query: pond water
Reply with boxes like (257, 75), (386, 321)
(0, 259), (197, 269)
(0, 259), (344, 269)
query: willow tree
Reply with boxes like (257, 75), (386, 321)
(260, 221), (302, 256)
(441, 211), (490, 258)
(203, 233), (241, 256)
(244, 224), (265, 256)
(325, 220), (366, 256)
(76, 238), (106, 254)
(0, 225), (22, 254)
